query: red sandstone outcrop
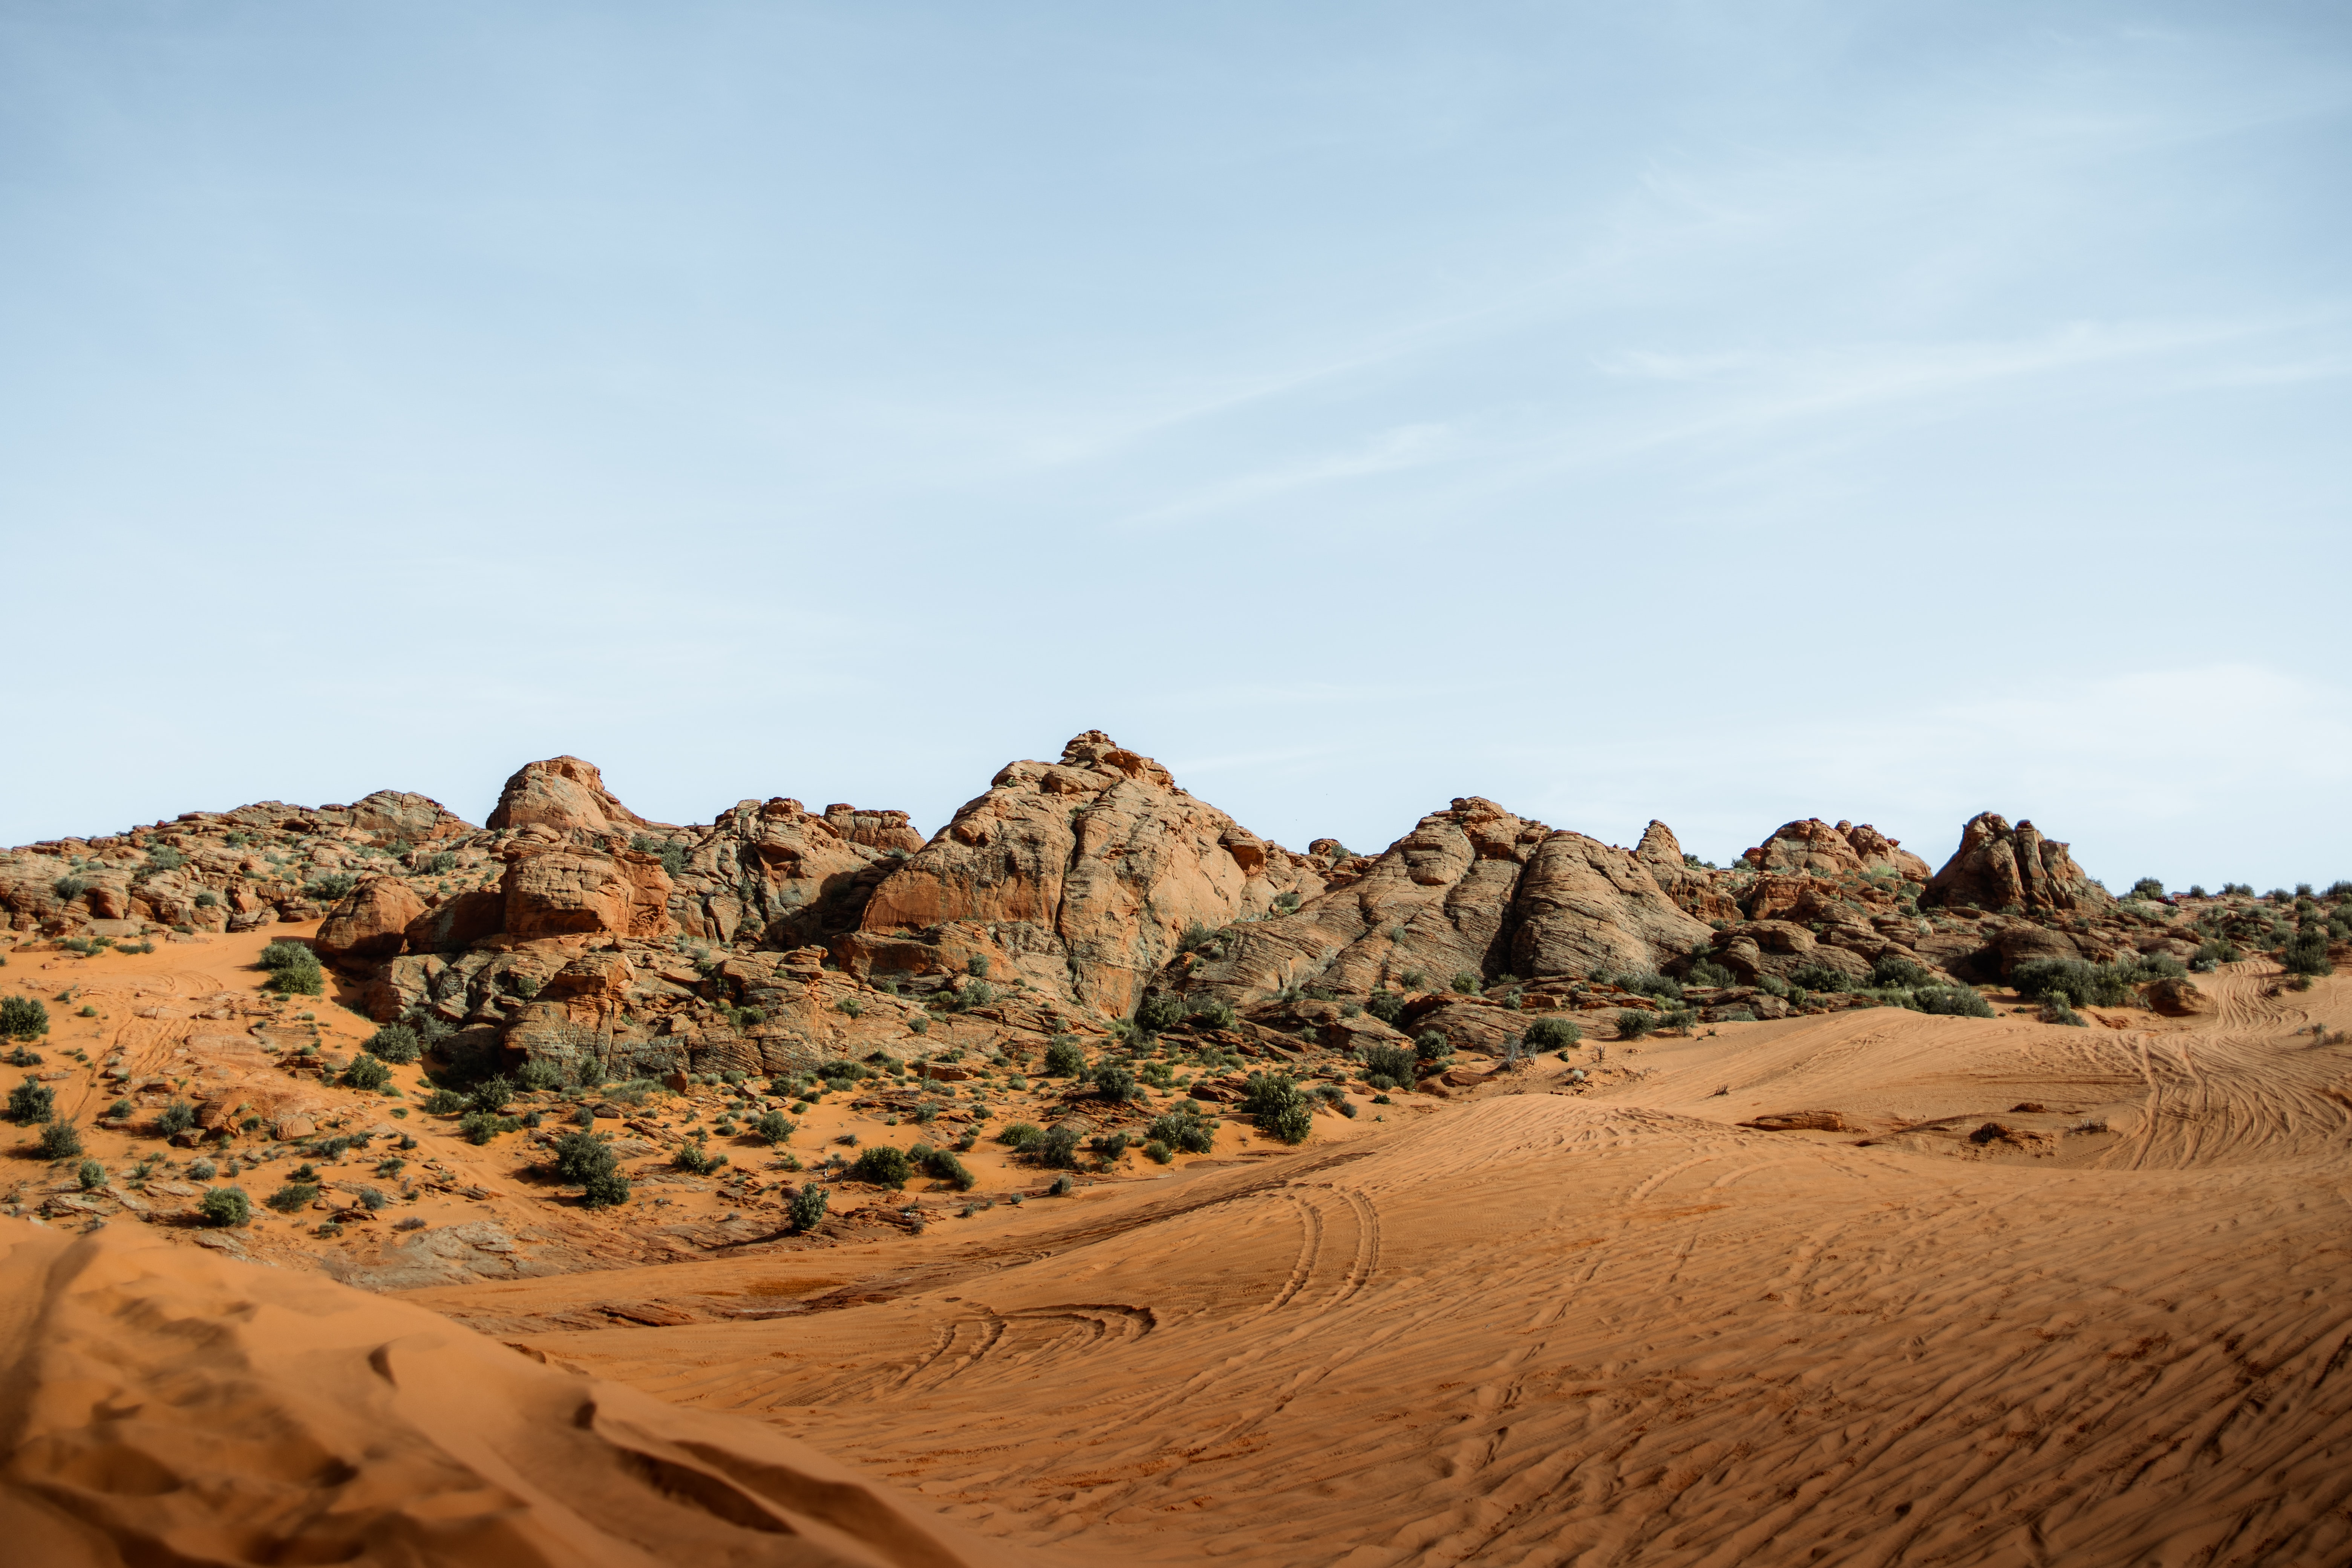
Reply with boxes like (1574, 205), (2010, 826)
(851, 732), (1323, 1014)
(1922, 813), (2109, 914)
(485, 756), (658, 836)
(501, 847), (674, 942)
(313, 875), (427, 960)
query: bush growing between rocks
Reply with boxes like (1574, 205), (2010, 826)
(1686, 959), (1738, 989)
(2010, 959), (2134, 1009)
(1786, 964), (1853, 994)
(1364, 989), (1407, 1026)
(1916, 986), (1995, 1019)
(52, 876), (89, 902)
(995, 1122), (1044, 1150)
(0, 996), (49, 1040)
(363, 1024), (421, 1064)
(1357, 1041), (1415, 1088)
(1413, 1029), (1453, 1067)
(1135, 992), (1184, 1033)
(77, 1158), (104, 1190)
(1522, 1017), (1583, 1053)
(1615, 971), (1684, 1002)
(1043, 1037), (1086, 1077)
(2040, 1000), (2088, 1027)
(2285, 926), (2334, 978)
(674, 1139), (729, 1176)
(1617, 1010), (1657, 1041)
(342, 1055), (391, 1092)
(1188, 997), (1239, 1031)
(198, 1187), (250, 1227)
(848, 1145), (912, 1188)
(1450, 972), (1481, 995)
(1871, 956), (1934, 989)
(788, 1184), (828, 1233)
(1090, 1060), (1140, 1101)
(158, 1099), (196, 1136)
(753, 1109), (797, 1145)
(911, 1143), (975, 1189)
(467, 1075), (515, 1114)
(515, 1058), (566, 1092)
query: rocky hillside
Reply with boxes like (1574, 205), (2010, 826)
(0, 732), (2318, 1082)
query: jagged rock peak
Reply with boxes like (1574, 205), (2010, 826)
(1922, 812), (2108, 914)
(485, 756), (661, 837)
(1054, 730), (1176, 788)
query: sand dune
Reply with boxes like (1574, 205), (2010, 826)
(0, 1217), (1030, 1566)
(467, 960), (2352, 1565)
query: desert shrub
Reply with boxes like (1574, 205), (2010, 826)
(1273, 891), (1303, 913)
(460, 1110), (516, 1145)
(1187, 997), (1240, 1031)
(1037, 1124), (1084, 1168)
(356, 1022), (421, 1064)
(1916, 986), (1995, 1018)
(266, 1181), (319, 1213)
(1136, 992), (1184, 1033)
(674, 1140), (729, 1176)
(996, 1122), (1044, 1149)
(1364, 989), (1406, 1026)
(1686, 959), (1738, 989)
(1786, 964), (1853, 994)
(1450, 972), (1481, 995)
(342, 1055), (391, 1091)
(579, 1164), (631, 1206)
(420, 1088), (465, 1115)
(198, 1186), (251, 1227)
(9, 1079), (56, 1123)
(273, 956), (324, 995)
(949, 980), (996, 1011)
(1043, 1037), (1086, 1077)
(1617, 971), (1684, 1002)
(2132, 954), (2188, 981)
(258, 939), (312, 971)
(514, 1058), (565, 1092)
(1179, 920), (1223, 955)
(1617, 1009), (1657, 1040)
(553, 1130), (616, 1184)
(1358, 1041), (1415, 1085)
(1522, 1017), (1582, 1053)
(1413, 1029), (1453, 1066)
(2010, 959), (2132, 1008)
(52, 876), (89, 902)
(916, 1144), (975, 1189)
(1658, 1007), (1698, 1033)
(2040, 1000), (2088, 1027)
(847, 1145), (912, 1187)
(1090, 1060), (1140, 1101)
(1870, 955), (1933, 989)
(76, 1158), (104, 1190)
(835, 995), (864, 1018)
(1716, 1007), (1759, 1023)
(158, 1099), (196, 1136)
(303, 872), (360, 903)
(753, 1109), (797, 1145)
(1242, 1073), (1312, 1145)
(782, 1183), (828, 1233)
(467, 1075), (515, 1114)
(2130, 877), (2166, 901)
(2285, 926), (2334, 978)
(1142, 1139), (1173, 1164)
(0, 997), (50, 1040)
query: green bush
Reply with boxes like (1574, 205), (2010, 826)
(1142, 1139), (1173, 1164)
(1450, 972), (1481, 995)
(553, 1130), (617, 1185)
(2040, 1000), (2088, 1027)
(1358, 1041), (1415, 1084)
(272, 957), (325, 996)
(915, 1144), (975, 1189)
(1786, 964), (1853, 994)
(2285, 926), (2334, 978)
(266, 1182), (319, 1213)
(996, 1122), (1044, 1150)
(198, 1186), (251, 1227)
(1136, 992), (1184, 1033)
(467, 1075), (514, 1114)
(1686, 959), (1738, 989)
(1242, 1073), (1312, 1145)
(420, 1088), (465, 1114)
(1037, 1124), (1084, 1168)
(1146, 1102), (1217, 1154)
(1090, 1061), (1140, 1101)
(788, 1184), (829, 1233)
(2010, 959), (2132, 1008)
(77, 1158), (105, 1190)
(158, 1099), (196, 1136)
(581, 1166), (631, 1207)
(9, 1079), (56, 1123)
(516, 1058), (565, 1092)
(258, 939), (312, 971)
(1616, 971), (1684, 1002)
(1617, 1009), (1657, 1040)
(1413, 1029), (1453, 1066)
(343, 1056), (391, 1091)
(1179, 921), (1223, 955)
(1522, 1017), (1582, 1053)
(1870, 955), (1933, 989)
(0, 996), (49, 1040)
(1916, 986), (1995, 1018)
(458, 1110), (516, 1145)
(1364, 989), (1406, 1025)
(848, 1145), (912, 1188)
(1187, 997), (1239, 1031)
(1043, 1037), (1086, 1077)
(753, 1109), (797, 1145)
(52, 876), (90, 902)
(2130, 877), (2165, 901)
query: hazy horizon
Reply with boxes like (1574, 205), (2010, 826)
(4, 2), (2347, 889)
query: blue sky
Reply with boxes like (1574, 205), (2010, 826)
(4, 2), (2348, 890)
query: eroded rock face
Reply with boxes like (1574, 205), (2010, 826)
(1923, 814), (2109, 914)
(1743, 818), (1931, 882)
(485, 756), (657, 836)
(854, 732), (1323, 1015)
(823, 805), (926, 854)
(1635, 821), (1742, 923)
(1174, 798), (1712, 1008)
(502, 850), (674, 942)
(662, 799), (902, 948)
(314, 876), (427, 960)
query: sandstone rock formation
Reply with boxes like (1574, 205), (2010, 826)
(848, 732), (1325, 1014)
(312, 874), (427, 960)
(485, 755), (658, 836)
(1923, 813), (2109, 914)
